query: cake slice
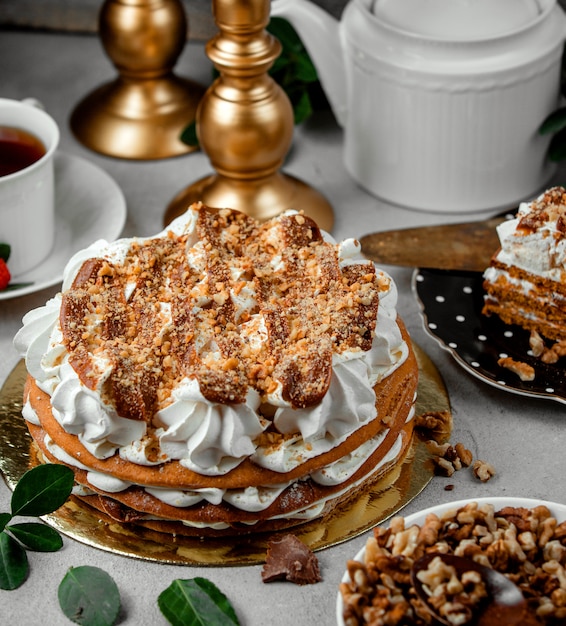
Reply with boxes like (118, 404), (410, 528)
(482, 186), (566, 344)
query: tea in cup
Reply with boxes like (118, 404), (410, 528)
(0, 126), (47, 177)
(0, 98), (59, 277)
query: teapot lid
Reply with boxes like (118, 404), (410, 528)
(372, 0), (547, 40)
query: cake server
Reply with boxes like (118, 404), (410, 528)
(360, 215), (506, 272)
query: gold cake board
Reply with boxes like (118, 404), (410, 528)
(0, 344), (450, 566)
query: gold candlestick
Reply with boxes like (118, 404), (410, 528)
(70, 0), (205, 160)
(163, 0), (334, 230)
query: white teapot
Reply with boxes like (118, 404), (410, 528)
(271, 0), (566, 212)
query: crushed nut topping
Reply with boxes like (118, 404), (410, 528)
(60, 206), (382, 422)
(517, 186), (566, 237)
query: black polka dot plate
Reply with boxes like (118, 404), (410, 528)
(412, 268), (566, 404)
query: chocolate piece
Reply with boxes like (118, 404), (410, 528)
(261, 534), (321, 585)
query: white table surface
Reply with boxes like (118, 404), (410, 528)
(1, 29), (565, 626)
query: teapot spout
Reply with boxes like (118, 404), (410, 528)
(271, 0), (347, 127)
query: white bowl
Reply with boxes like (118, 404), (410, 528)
(336, 496), (566, 625)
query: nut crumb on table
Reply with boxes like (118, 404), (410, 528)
(417, 413), (495, 485)
(472, 460), (496, 483)
(415, 411), (452, 442)
(424, 440), (487, 482)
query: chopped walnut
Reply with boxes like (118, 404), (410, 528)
(530, 330), (546, 358)
(541, 340), (566, 365)
(435, 457), (456, 477)
(340, 502), (566, 625)
(426, 441), (474, 478)
(415, 410), (452, 443)
(416, 556), (488, 625)
(455, 443), (473, 467)
(526, 331), (566, 365)
(472, 460), (496, 482)
(425, 440), (450, 456)
(497, 356), (535, 382)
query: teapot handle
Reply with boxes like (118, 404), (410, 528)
(271, 0), (348, 127)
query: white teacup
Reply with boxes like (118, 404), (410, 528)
(0, 98), (59, 277)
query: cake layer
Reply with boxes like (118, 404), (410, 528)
(31, 420), (413, 527)
(483, 262), (566, 341)
(483, 186), (566, 343)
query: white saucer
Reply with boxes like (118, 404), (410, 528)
(0, 152), (126, 300)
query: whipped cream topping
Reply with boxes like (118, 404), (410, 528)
(15, 206), (410, 479)
(36, 403), (411, 520)
(482, 268), (534, 299)
(492, 187), (566, 281)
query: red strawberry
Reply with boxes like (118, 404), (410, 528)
(0, 258), (11, 290)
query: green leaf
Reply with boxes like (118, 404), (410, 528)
(58, 566), (121, 626)
(0, 512), (11, 532)
(179, 16), (329, 145)
(290, 53), (318, 84)
(268, 17), (303, 52)
(0, 531), (29, 590)
(180, 121), (199, 148)
(290, 89), (313, 125)
(0, 243), (10, 262)
(548, 127), (566, 162)
(158, 578), (240, 626)
(8, 522), (63, 552)
(269, 17), (319, 84)
(270, 53), (291, 75)
(539, 107), (566, 135)
(4, 282), (34, 291)
(11, 464), (74, 517)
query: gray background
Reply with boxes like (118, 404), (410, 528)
(0, 0), (348, 41)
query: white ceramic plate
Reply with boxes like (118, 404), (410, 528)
(336, 497), (566, 625)
(0, 152), (126, 300)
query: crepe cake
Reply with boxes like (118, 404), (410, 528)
(483, 186), (566, 343)
(14, 204), (418, 537)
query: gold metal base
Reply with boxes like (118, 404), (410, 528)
(70, 75), (205, 160)
(164, 171), (335, 231)
(161, 0), (334, 229)
(70, 0), (206, 160)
